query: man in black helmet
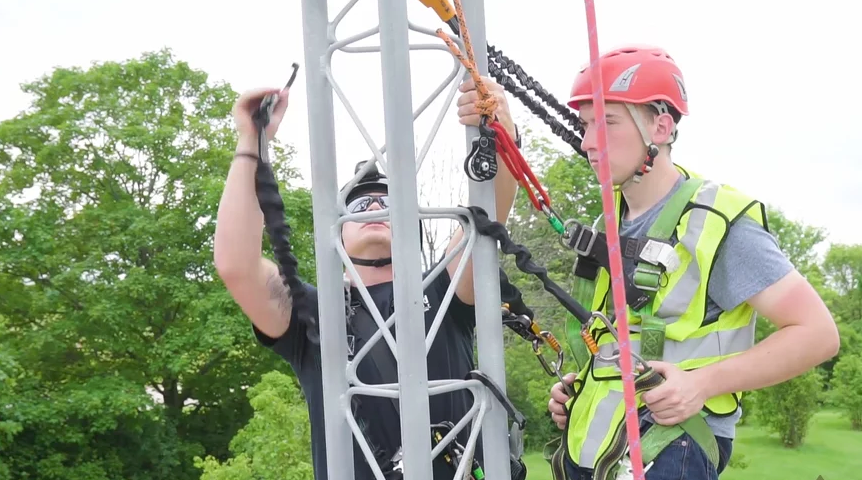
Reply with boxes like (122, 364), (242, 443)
(214, 77), (522, 480)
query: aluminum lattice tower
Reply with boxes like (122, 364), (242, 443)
(299, 0), (511, 479)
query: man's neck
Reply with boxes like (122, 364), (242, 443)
(620, 157), (682, 221)
(350, 264), (394, 287)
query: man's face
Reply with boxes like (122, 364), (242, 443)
(342, 190), (392, 260)
(578, 101), (673, 185)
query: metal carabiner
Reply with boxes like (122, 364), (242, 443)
(532, 332), (573, 397)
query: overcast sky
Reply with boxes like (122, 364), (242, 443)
(1, 0), (859, 250)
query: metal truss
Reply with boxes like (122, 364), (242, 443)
(300, 0), (510, 479)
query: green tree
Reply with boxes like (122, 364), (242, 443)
(0, 49), (314, 479)
(194, 371), (314, 480)
(752, 368), (824, 447)
(829, 353), (862, 430)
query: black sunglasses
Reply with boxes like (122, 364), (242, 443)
(347, 194), (390, 213)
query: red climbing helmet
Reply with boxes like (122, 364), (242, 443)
(567, 45), (689, 117)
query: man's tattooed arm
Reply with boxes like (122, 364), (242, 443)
(266, 269), (293, 321)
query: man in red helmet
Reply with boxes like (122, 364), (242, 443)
(545, 46), (839, 480)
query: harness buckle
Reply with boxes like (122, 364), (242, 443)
(615, 453), (654, 480)
(638, 239), (680, 273)
(633, 266), (661, 292)
(564, 221), (598, 256)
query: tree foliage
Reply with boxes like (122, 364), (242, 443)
(195, 371), (314, 480)
(752, 368), (824, 447)
(829, 353), (862, 430)
(0, 48), (314, 479)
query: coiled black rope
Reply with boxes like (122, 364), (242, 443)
(249, 64), (318, 340)
(466, 206), (593, 325)
(486, 44), (586, 158)
(443, 17), (586, 158)
(487, 45), (579, 127)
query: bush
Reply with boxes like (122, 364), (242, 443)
(829, 353), (862, 430)
(754, 368), (824, 447)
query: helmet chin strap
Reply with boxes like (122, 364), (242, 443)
(616, 102), (673, 192)
(348, 256), (393, 268)
(344, 220), (424, 269)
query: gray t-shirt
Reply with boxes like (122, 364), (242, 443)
(618, 175), (794, 439)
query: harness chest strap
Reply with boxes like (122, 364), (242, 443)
(635, 177), (704, 362)
(565, 177), (703, 370)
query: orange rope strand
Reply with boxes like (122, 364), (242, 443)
(435, 0), (497, 117)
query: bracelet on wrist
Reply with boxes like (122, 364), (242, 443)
(234, 152), (260, 162)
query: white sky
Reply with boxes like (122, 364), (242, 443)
(1, 0), (859, 250)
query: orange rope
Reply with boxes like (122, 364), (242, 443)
(435, 0), (497, 117)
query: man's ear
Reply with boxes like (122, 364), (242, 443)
(651, 112), (676, 146)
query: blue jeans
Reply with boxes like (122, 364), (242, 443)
(564, 424), (733, 480)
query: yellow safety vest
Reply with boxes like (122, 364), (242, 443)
(563, 167), (767, 472)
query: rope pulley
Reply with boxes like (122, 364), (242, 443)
(464, 117), (499, 182)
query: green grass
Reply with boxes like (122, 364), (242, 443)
(520, 410), (861, 479)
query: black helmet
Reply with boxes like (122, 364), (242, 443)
(342, 161), (388, 206)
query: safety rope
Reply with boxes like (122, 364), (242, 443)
(581, 1), (645, 478)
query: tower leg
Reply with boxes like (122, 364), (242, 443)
(377, 0), (434, 478)
(459, 1), (512, 479)
(300, 0), (355, 479)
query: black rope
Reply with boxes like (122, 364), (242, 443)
(444, 17), (586, 157)
(250, 64), (318, 340)
(466, 205), (593, 325)
(486, 44), (586, 158)
(488, 45), (579, 126)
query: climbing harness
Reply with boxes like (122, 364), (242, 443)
(432, 421), (486, 480)
(425, 1), (726, 479)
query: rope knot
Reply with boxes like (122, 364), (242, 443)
(476, 95), (498, 119)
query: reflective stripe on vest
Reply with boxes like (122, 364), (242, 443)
(565, 172), (768, 470)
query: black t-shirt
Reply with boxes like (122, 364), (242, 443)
(253, 267), (482, 480)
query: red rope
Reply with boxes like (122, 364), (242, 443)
(489, 121), (550, 211)
(582, 1), (645, 479)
